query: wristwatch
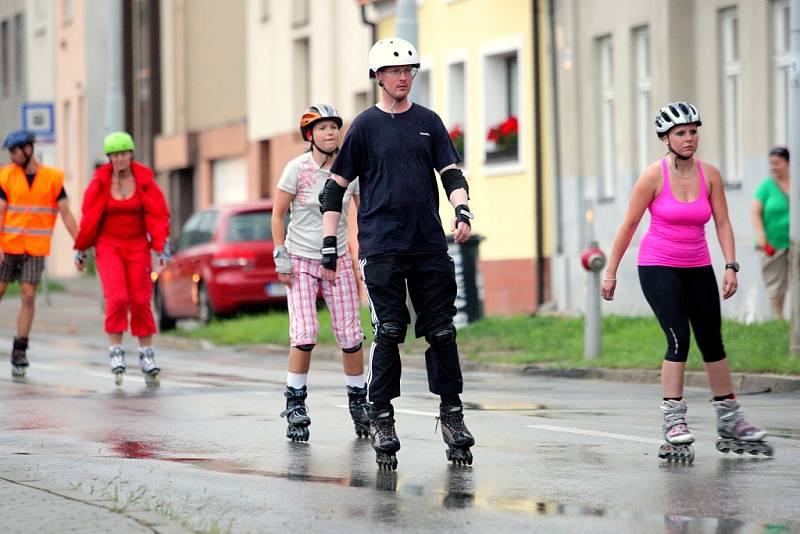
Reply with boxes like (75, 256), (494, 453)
(724, 262), (740, 273)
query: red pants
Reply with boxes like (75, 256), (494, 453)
(96, 238), (156, 336)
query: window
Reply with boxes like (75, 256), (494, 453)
(293, 37), (310, 118)
(484, 50), (519, 163)
(773, 0), (790, 145)
(598, 35), (615, 198)
(720, 7), (742, 183)
(447, 60), (467, 164)
(1, 20), (8, 97)
(292, 0), (309, 27)
(225, 211), (273, 242)
(178, 210), (219, 250)
(632, 26), (651, 172)
(62, 0), (73, 25)
(414, 68), (431, 109)
(260, 0), (270, 23)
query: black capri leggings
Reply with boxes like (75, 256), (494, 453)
(638, 265), (727, 363)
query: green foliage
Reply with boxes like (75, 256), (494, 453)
(2, 280), (65, 296)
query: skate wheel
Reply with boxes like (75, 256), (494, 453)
(114, 372), (124, 386)
(446, 447), (473, 466)
(287, 426), (310, 442)
(376, 453), (398, 471)
(715, 440), (731, 454)
(144, 372), (160, 388)
(763, 444), (774, 457)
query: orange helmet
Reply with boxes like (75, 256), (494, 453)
(300, 104), (343, 142)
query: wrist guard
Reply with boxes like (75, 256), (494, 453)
(320, 236), (338, 271)
(455, 204), (474, 227)
(273, 245), (292, 274)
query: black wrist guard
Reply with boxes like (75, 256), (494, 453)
(319, 178), (347, 214)
(441, 167), (469, 199)
(321, 236), (338, 271)
(455, 204), (474, 227)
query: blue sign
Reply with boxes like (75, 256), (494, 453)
(22, 102), (55, 139)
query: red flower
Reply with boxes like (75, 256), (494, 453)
(487, 127), (499, 142)
(499, 116), (518, 136)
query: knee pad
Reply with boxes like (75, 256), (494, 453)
(426, 323), (457, 348)
(294, 344), (315, 352)
(342, 342), (362, 354)
(376, 322), (406, 345)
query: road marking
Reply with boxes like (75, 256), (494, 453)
(334, 404), (437, 418)
(31, 362), (204, 388)
(525, 424), (662, 444)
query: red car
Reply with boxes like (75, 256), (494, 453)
(153, 200), (287, 329)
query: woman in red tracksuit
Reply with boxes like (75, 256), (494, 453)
(74, 132), (170, 386)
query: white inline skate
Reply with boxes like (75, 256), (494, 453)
(138, 348), (160, 388)
(658, 399), (695, 464)
(713, 399), (772, 457)
(109, 346), (126, 386)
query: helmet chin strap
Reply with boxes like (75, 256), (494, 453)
(310, 139), (338, 169)
(378, 73), (415, 119)
(667, 141), (692, 161)
(21, 145), (34, 170)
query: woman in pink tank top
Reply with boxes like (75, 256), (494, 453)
(600, 102), (771, 462)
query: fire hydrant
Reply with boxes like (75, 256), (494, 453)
(581, 242), (606, 359)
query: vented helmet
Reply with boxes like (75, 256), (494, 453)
(368, 37), (420, 79)
(654, 102), (701, 137)
(299, 104), (343, 142)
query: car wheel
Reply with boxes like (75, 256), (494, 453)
(154, 285), (177, 331)
(197, 282), (216, 324)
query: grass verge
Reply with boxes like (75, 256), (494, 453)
(2, 280), (65, 296)
(172, 310), (799, 375)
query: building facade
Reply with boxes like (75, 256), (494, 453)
(551, 0), (791, 321)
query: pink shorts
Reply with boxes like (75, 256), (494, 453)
(286, 251), (364, 350)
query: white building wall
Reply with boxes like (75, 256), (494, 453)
(247, 0), (372, 141)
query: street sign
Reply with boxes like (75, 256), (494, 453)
(21, 102), (55, 141)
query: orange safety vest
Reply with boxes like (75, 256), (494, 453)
(0, 164), (63, 256)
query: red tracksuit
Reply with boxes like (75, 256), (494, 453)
(74, 162), (170, 336)
(96, 194), (155, 336)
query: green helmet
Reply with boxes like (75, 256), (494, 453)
(103, 131), (136, 155)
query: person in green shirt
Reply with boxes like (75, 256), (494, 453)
(751, 147), (790, 319)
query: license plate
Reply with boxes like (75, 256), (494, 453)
(266, 283), (286, 297)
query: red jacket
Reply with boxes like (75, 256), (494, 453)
(74, 161), (170, 252)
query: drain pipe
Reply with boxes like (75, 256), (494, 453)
(532, 0), (545, 307)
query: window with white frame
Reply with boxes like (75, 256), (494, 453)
(633, 26), (651, 172)
(13, 14), (23, 94)
(447, 60), (467, 163)
(414, 68), (432, 109)
(773, 0), (790, 145)
(260, 0), (270, 23)
(293, 37), (310, 117)
(720, 7), (742, 183)
(484, 50), (519, 163)
(598, 35), (615, 198)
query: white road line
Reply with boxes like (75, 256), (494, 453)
(334, 404), (438, 417)
(30, 362), (204, 388)
(525, 424), (662, 444)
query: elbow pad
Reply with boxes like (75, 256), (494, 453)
(318, 178), (347, 213)
(441, 168), (469, 199)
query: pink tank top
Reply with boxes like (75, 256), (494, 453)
(637, 158), (712, 267)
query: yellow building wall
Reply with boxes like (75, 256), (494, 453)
(376, 0), (547, 262)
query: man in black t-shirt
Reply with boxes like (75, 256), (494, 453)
(320, 37), (476, 470)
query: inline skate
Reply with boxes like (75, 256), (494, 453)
(436, 403), (475, 466)
(109, 346), (126, 386)
(370, 404), (400, 470)
(346, 384), (370, 438)
(713, 399), (773, 457)
(281, 385), (310, 442)
(657, 399), (695, 464)
(138, 348), (160, 388)
(10, 337), (28, 382)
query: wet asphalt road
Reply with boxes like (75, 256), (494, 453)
(0, 289), (799, 532)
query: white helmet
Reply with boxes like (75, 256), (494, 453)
(368, 37), (420, 79)
(654, 101), (702, 136)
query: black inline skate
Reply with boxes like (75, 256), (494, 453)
(346, 385), (370, 438)
(369, 404), (400, 470)
(280, 385), (310, 442)
(10, 337), (28, 381)
(436, 403), (475, 466)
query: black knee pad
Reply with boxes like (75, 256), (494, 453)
(294, 344), (315, 352)
(376, 322), (406, 345)
(342, 342), (362, 354)
(426, 323), (456, 348)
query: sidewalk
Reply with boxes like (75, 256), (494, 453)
(16, 275), (800, 394)
(0, 473), (190, 534)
